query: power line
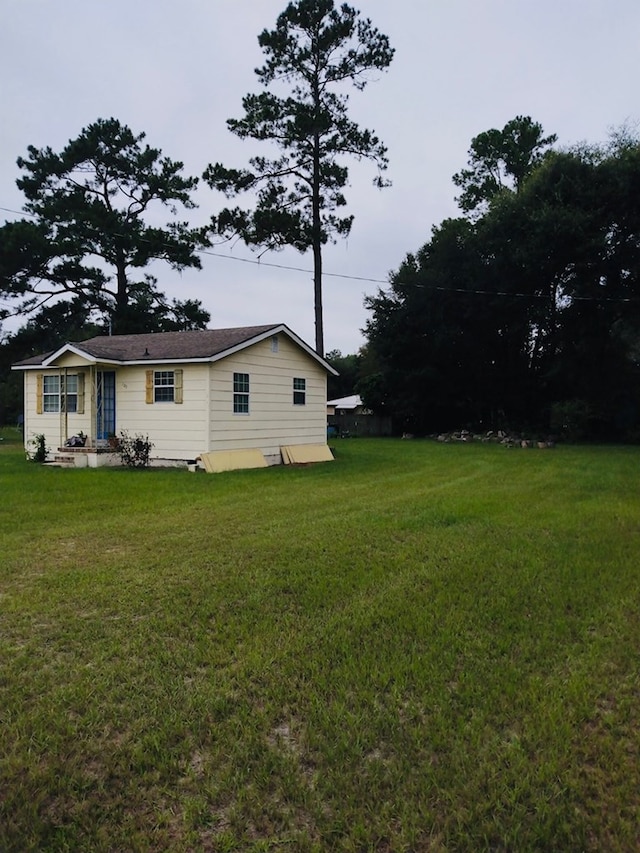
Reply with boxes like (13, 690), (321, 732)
(1, 204), (385, 283)
(197, 245), (389, 284)
(0, 206), (36, 219)
(1, 204), (638, 303)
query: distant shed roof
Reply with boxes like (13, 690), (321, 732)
(327, 395), (363, 410)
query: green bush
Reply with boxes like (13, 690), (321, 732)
(117, 430), (154, 468)
(27, 433), (48, 463)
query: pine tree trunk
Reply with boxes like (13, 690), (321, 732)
(113, 249), (128, 333)
(312, 74), (324, 357)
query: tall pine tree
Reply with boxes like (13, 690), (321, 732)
(204, 0), (394, 355)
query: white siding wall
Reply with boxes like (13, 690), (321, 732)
(21, 336), (329, 462)
(116, 363), (209, 459)
(23, 369), (93, 454)
(55, 353), (93, 369)
(208, 335), (328, 457)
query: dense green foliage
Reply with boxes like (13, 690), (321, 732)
(1, 433), (639, 851)
(0, 118), (210, 335)
(452, 115), (557, 216)
(0, 298), (102, 423)
(204, 0), (394, 355)
(325, 348), (362, 399)
(364, 122), (640, 438)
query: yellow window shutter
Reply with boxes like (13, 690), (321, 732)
(77, 373), (85, 414)
(145, 370), (153, 404)
(174, 369), (183, 404)
(36, 373), (43, 414)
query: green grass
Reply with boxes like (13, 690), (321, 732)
(1, 430), (639, 851)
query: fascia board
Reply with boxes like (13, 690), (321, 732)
(206, 326), (285, 364)
(17, 355), (222, 369)
(122, 357), (214, 366)
(276, 324), (340, 375)
(205, 324), (339, 375)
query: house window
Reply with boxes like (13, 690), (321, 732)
(62, 374), (78, 413)
(43, 375), (60, 412)
(233, 372), (250, 414)
(146, 369), (182, 404)
(293, 377), (306, 405)
(154, 371), (175, 402)
(41, 374), (79, 413)
(271, 335), (279, 353)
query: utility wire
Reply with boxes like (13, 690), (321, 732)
(1, 204), (638, 303)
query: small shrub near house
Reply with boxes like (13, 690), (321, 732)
(117, 431), (153, 468)
(27, 433), (48, 463)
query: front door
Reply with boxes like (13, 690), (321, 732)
(96, 370), (116, 439)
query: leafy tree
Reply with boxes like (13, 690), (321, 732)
(363, 217), (532, 432)
(452, 115), (557, 216)
(363, 122), (640, 439)
(325, 348), (361, 399)
(204, 0), (394, 355)
(0, 298), (103, 424)
(0, 118), (210, 333)
(480, 141), (640, 434)
(116, 276), (211, 332)
(2, 298), (103, 356)
(0, 219), (55, 317)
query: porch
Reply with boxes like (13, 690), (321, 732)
(47, 365), (117, 451)
(48, 443), (121, 469)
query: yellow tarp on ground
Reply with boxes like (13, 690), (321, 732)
(199, 449), (268, 473)
(281, 444), (334, 464)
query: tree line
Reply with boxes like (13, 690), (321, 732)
(360, 118), (640, 441)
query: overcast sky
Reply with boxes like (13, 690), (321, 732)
(1, 0), (638, 353)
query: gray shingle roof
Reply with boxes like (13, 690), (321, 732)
(13, 325), (282, 366)
(76, 325), (281, 361)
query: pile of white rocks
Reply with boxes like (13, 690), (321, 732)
(433, 429), (556, 448)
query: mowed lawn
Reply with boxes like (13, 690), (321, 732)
(1, 431), (639, 852)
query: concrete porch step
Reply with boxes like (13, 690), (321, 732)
(49, 453), (88, 468)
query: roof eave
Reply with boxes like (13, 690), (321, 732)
(40, 343), (98, 366)
(274, 324), (339, 375)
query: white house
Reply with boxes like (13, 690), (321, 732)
(13, 324), (338, 467)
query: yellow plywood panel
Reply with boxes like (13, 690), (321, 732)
(281, 444), (334, 464)
(199, 448), (267, 473)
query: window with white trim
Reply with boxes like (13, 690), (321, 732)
(145, 369), (182, 404)
(233, 372), (250, 414)
(41, 374), (79, 413)
(63, 374), (78, 412)
(43, 375), (60, 412)
(154, 370), (175, 402)
(293, 377), (306, 405)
